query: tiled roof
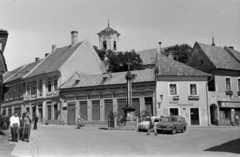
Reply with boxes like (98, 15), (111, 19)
(25, 42), (83, 78)
(3, 66), (23, 82)
(157, 53), (210, 76)
(60, 69), (155, 89)
(136, 47), (169, 65)
(97, 26), (120, 36)
(197, 42), (240, 71)
(4, 59), (43, 83)
(224, 47), (240, 63)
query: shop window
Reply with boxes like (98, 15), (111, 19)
(53, 76), (58, 91)
(170, 108), (179, 116)
(38, 79), (43, 96)
(189, 83), (197, 95)
(32, 81), (37, 95)
(225, 78), (231, 91)
(27, 82), (31, 96)
(54, 104), (58, 119)
(48, 77), (52, 93)
(169, 83), (177, 95)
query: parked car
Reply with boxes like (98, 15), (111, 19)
(156, 116), (187, 134)
(138, 116), (160, 131)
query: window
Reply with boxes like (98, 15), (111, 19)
(190, 84), (197, 95)
(103, 40), (107, 49)
(225, 78), (231, 91)
(238, 79), (240, 91)
(53, 76), (58, 91)
(170, 108), (179, 116)
(38, 79), (43, 96)
(113, 41), (116, 50)
(4, 92), (7, 101)
(169, 83), (177, 95)
(26, 82), (31, 96)
(8, 88), (11, 99)
(18, 87), (21, 98)
(47, 77), (52, 93)
(13, 88), (16, 99)
(32, 81), (37, 95)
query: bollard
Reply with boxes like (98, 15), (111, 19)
(114, 117), (117, 128)
(136, 117), (139, 131)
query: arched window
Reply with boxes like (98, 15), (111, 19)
(103, 40), (107, 49)
(113, 41), (117, 50)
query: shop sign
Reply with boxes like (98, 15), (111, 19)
(3, 100), (23, 106)
(169, 102), (194, 106)
(188, 95), (199, 100)
(220, 102), (240, 108)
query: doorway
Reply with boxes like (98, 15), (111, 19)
(68, 104), (76, 125)
(210, 104), (218, 125)
(190, 108), (200, 125)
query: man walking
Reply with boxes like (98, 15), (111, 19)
(21, 112), (31, 142)
(33, 113), (39, 130)
(146, 114), (158, 136)
(77, 113), (83, 129)
(10, 112), (20, 142)
(235, 115), (239, 126)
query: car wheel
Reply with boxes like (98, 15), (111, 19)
(182, 127), (186, 133)
(171, 128), (176, 134)
(138, 128), (141, 132)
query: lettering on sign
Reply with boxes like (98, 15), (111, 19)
(178, 103), (193, 106)
(169, 101), (193, 106)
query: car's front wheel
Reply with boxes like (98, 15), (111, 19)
(171, 128), (177, 134)
(181, 127), (186, 133)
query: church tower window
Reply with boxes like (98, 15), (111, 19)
(103, 40), (107, 49)
(114, 41), (117, 50)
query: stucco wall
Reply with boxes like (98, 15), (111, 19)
(60, 40), (106, 82)
(215, 75), (239, 97)
(156, 80), (209, 126)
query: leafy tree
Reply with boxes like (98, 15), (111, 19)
(163, 44), (192, 64)
(93, 46), (143, 72)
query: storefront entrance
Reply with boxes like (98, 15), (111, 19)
(190, 108), (199, 125)
(67, 103), (76, 125)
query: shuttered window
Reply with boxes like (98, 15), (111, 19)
(105, 99), (113, 120)
(92, 100), (100, 120)
(133, 98), (140, 119)
(145, 97), (153, 115)
(80, 101), (88, 121)
(117, 99), (126, 117)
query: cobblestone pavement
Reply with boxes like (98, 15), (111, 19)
(11, 125), (240, 157)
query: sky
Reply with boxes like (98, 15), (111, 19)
(1, 0), (240, 71)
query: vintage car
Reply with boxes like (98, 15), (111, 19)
(156, 116), (187, 134)
(138, 116), (160, 131)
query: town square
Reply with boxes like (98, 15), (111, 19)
(0, 0), (240, 157)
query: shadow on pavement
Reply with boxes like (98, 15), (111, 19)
(205, 138), (240, 154)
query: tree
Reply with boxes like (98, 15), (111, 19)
(93, 46), (143, 72)
(163, 44), (193, 64)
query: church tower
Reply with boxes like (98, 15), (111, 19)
(97, 20), (120, 52)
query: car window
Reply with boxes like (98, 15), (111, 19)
(143, 117), (151, 122)
(154, 118), (160, 122)
(161, 117), (177, 122)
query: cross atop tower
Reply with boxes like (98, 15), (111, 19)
(108, 19), (110, 27)
(126, 58), (131, 71)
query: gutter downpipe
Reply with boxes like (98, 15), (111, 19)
(206, 72), (214, 126)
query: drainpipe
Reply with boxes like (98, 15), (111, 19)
(206, 74), (214, 126)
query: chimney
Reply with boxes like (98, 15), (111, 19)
(168, 51), (174, 60)
(71, 31), (78, 46)
(229, 46), (234, 50)
(212, 35), (215, 46)
(52, 45), (56, 53)
(157, 42), (162, 54)
(45, 53), (49, 57)
(35, 57), (39, 62)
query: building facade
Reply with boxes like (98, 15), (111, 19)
(187, 42), (240, 125)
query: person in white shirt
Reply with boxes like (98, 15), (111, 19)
(10, 112), (20, 142)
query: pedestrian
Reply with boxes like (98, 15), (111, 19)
(10, 112), (20, 142)
(235, 115), (239, 126)
(76, 113), (83, 129)
(33, 113), (39, 130)
(21, 112), (31, 142)
(19, 113), (25, 139)
(146, 114), (158, 136)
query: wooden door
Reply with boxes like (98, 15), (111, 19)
(80, 101), (88, 121)
(117, 99), (126, 117)
(68, 104), (76, 125)
(105, 99), (113, 120)
(92, 100), (100, 120)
